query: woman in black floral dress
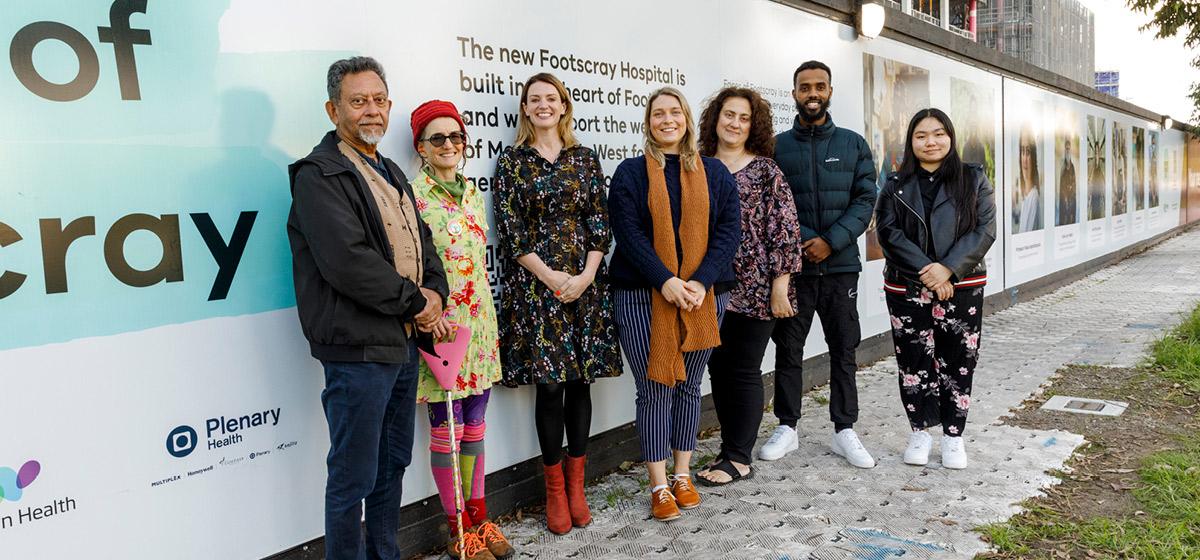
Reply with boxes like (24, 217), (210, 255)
(493, 72), (622, 535)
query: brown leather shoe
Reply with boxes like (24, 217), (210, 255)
(448, 531), (496, 560)
(475, 521), (514, 559)
(650, 487), (681, 521)
(669, 474), (701, 509)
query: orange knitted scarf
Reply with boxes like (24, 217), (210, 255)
(646, 156), (721, 387)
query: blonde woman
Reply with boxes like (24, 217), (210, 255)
(607, 87), (740, 521)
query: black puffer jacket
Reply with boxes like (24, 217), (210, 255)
(772, 115), (877, 275)
(875, 163), (996, 285)
(287, 131), (449, 363)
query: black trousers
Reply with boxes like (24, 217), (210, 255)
(885, 284), (983, 436)
(708, 311), (777, 465)
(770, 272), (861, 429)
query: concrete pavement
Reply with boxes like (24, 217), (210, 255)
(426, 228), (1200, 560)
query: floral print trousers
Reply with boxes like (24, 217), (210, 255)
(885, 285), (984, 436)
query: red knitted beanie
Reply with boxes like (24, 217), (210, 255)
(410, 100), (466, 149)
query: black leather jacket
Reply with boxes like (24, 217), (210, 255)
(875, 164), (995, 286)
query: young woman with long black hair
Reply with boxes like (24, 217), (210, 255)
(874, 108), (996, 470)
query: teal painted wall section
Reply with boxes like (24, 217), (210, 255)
(0, 2), (351, 350)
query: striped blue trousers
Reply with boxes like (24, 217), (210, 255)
(614, 288), (730, 462)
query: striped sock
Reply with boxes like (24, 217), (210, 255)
(430, 451), (463, 519)
(459, 439), (485, 501)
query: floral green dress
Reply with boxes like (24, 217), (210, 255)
(493, 144), (623, 385)
(410, 168), (501, 402)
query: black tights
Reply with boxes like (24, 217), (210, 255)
(535, 381), (592, 465)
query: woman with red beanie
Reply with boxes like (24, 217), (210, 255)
(493, 73), (623, 535)
(409, 100), (511, 560)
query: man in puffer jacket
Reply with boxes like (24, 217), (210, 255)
(760, 60), (878, 469)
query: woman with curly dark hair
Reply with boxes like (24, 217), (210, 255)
(695, 87), (804, 486)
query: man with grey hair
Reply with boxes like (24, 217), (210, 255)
(287, 56), (449, 560)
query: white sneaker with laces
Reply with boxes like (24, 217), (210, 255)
(757, 425), (798, 461)
(941, 435), (968, 469)
(903, 430), (933, 466)
(830, 429), (876, 468)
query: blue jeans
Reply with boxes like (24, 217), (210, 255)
(321, 343), (419, 560)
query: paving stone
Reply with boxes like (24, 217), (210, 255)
(420, 230), (1200, 559)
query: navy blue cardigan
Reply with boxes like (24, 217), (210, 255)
(607, 154), (741, 291)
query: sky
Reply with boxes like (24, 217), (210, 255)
(1078, 0), (1200, 123)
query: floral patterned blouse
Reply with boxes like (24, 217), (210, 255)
(410, 168), (501, 402)
(727, 156), (805, 320)
(492, 144), (623, 385)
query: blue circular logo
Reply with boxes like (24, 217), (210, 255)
(166, 425), (197, 458)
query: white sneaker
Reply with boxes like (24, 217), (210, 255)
(831, 429), (876, 468)
(758, 425), (799, 461)
(903, 430), (933, 466)
(941, 435), (968, 469)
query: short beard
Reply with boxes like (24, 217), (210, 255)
(796, 98), (831, 123)
(357, 129), (385, 146)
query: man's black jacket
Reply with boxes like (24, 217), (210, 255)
(287, 131), (449, 363)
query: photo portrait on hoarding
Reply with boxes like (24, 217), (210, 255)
(1112, 123), (1128, 215)
(863, 54), (930, 260)
(1149, 130), (1160, 208)
(1086, 115), (1107, 220)
(950, 77), (996, 184)
(1132, 126), (1146, 210)
(1055, 110), (1079, 226)
(1012, 118), (1043, 233)
(1190, 137), (1200, 224)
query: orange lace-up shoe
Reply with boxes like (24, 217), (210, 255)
(650, 486), (681, 521)
(475, 521), (514, 559)
(669, 474), (701, 509)
(448, 531), (496, 560)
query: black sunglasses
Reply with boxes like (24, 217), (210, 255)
(421, 132), (468, 147)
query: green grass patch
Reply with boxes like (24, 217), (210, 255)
(603, 486), (633, 508)
(812, 394), (830, 405)
(982, 437), (1200, 559)
(693, 452), (717, 469)
(1151, 306), (1200, 392)
(982, 304), (1200, 558)
(1135, 442), (1200, 522)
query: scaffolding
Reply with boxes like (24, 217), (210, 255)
(897, 0), (980, 40)
(975, 0), (1095, 85)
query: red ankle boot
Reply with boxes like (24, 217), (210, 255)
(564, 455), (592, 527)
(543, 462), (571, 535)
